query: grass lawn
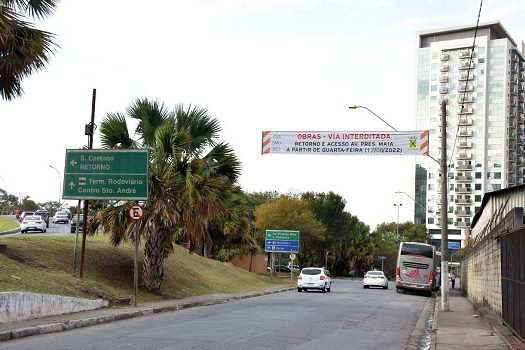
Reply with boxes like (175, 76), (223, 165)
(0, 217), (19, 232)
(0, 235), (289, 302)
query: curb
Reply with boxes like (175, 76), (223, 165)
(0, 286), (295, 342)
(0, 228), (20, 236)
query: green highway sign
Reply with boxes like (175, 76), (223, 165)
(266, 230), (299, 241)
(265, 230), (300, 253)
(62, 149), (149, 200)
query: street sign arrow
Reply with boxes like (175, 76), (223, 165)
(69, 159), (77, 167)
(69, 181), (75, 189)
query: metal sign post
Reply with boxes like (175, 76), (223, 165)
(129, 204), (144, 307)
(289, 253), (296, 282)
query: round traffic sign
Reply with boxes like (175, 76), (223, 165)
(128, 204), (144, 221)
(289, 253), (296, 260)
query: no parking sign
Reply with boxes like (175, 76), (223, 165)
(128, 204), (144, 221)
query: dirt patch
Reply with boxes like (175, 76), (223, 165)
(0, 248), (45, 268)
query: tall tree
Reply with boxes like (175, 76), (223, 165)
(95, 98), (241, 293)
(254, 195), (326, 267)
(0, 0), (59, 100)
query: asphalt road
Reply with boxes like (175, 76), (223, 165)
(0, 279), (430, 350)
(1, 215), (72, 237)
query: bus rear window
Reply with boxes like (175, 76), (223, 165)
(400, 243), (433, 259)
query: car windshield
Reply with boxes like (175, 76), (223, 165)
(301, 268), (322, 275)
(366, 271), (384, 277)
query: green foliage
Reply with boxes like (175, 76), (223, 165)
(255, 195), (326, 267)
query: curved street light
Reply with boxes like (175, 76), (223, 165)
(0, 175), (6, 193)
(348, 105), (398, 131)
(49, 165), (62, 207)
(396, 190), (439, 221)
(394, 203), (403, 239)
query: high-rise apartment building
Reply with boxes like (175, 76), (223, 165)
(414, 22), (525, 250)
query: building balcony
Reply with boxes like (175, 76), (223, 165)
(456, 163), (472, 170)
(455, 176), (473, 182)
(458, 84), (474, 92)
(455, 210), (472, 217)
(458, 130), (473, 137)
(458, 61), (475, 70)
(458, 118), (473, 126)
(440, 64), (449, 72)
(441, 53), (450, 61)
(458, 95), (474, 103)
(455, 187), (472, 193)
(458, 107), (473, 114)
(511, 53), (520, 62)
(458, 141), (473, 148)
(454, 221), (469, 227)
(511, 87), (518, 95)
(458, 72), (474, 81)
(439, 87), (448, 94)
(459, 49), (474, 58)
(455, 198), (471, 204)
(457, 152), (472, 159)
(439, 97), (448, 104)
(439, 75), (448, 83)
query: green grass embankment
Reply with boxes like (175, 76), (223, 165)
(0, 235), (287, 301)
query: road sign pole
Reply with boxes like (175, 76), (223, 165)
(79, 89), (96, 279)
(72, 200), (81, 275)
(134, 217), (139, 306)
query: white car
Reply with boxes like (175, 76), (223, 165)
(52, 211), (70, 224)
(363, 270), (389, 289)
(20, 215), (47, 233)
(297, 267), (331, 293)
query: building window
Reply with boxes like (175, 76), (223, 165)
(428, 217), (434, 224)
(475, 172), (482, 179)
(475, 184), (481, 190)
(492, 184), (501, 191)
(475, 195), (482, 202)
(431, 85), (437, 92)
(475, 206), (480, 213)
(478, 58), (485, 63)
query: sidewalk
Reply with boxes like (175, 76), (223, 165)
(0, 285), (295, 342)
(433, 286), (525, 350)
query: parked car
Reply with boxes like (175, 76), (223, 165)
(297, 267), (331, 293)
(363, 270), (389, 289)
(19, 211), (34, 222)
(70, 215), (84, 233)
(34, 209), (50, 228)
(52, 211), (70, 224)
(287, 264), (300, 273)
(20, 215), (47, 233)
(275, 265), (291, 273)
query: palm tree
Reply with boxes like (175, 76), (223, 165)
(0, 0), (59, 100)
(96, 98), (241, 293)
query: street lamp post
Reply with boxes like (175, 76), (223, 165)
(348, 105), (398, 131)
(49, 165), (62, 208)
(0, 175), (6, 193)
(394, 203), (403, 240)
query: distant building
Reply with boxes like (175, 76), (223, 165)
(414, 21), (525, 250)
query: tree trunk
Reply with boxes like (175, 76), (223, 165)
(143, 230), (165, 293)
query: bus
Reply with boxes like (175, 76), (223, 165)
(395, 242), (437, 296)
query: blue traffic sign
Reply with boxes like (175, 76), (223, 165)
(448, 241), (461, 250)
(265, 240), (299, 253)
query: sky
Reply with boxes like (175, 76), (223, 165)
(1, 0), (525, 230)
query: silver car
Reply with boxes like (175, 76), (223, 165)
(297, 267), (331, 293)
(52, 211), (70, 224)
(363, 270), (389, 289)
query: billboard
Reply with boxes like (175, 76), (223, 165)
(261, 130), (429, 156)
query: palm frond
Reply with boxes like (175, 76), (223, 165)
(99, 113), (136, 149)
(127, 98), (171, 147)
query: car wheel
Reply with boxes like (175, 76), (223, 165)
(396, 287), (404, 293)
(44, 229), (47, 233)
(327, 285), (331, 292)
(297, 287), (302, 292)
(21, 230), (25, 233)
(383, 284), (388, 289)
(322, 286), (326, 293)
(364, 285), (369, 289)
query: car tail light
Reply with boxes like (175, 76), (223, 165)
(396, 266), (401, 280)
(320, 275), (325, 280)
(298, 275), (302, 280)
(427, 271), (434, 284)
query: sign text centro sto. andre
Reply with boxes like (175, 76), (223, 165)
(261, 131), (429, 156)
(63, 149), (149, 200)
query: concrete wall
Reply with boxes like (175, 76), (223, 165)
(230, 254), (268, 275)
(0, 292), (108, 323)
(462, 235), (502, 316)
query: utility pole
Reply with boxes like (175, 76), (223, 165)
(394, 203), (402, 240)
(79, 88), (96, 279)
(440, 100), (449, 311)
